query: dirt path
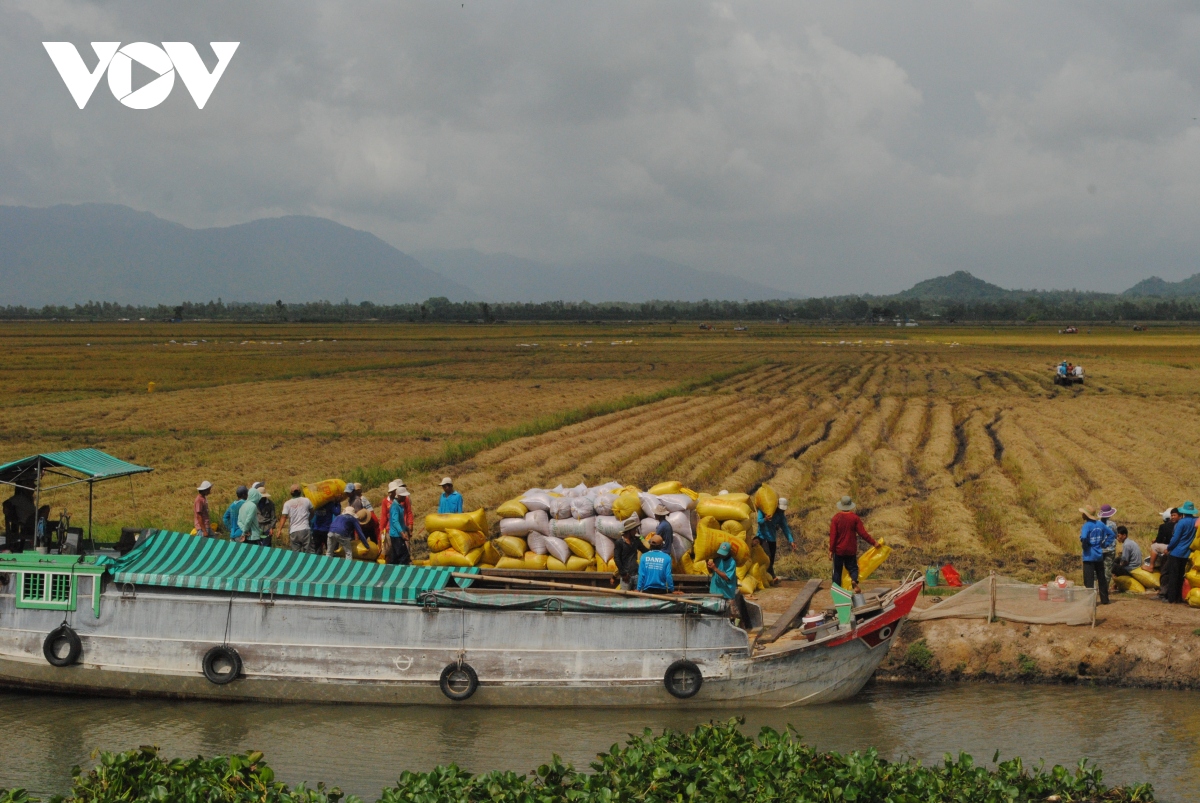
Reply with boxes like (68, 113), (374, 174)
(754, 579), (1200, 688)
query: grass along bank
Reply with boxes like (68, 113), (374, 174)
(0, 720), (1154, 803)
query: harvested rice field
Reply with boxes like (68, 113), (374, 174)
(5, 321), (1200, 580)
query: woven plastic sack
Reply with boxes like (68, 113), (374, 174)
(638, 493), (663, 518)
(546, 556), (567, 572)
(658, 493), (694, 512)
(639, 517), (658, 537)
(495, 535), (527, 558)
(593, 532), (615, 562)
(426, 531), (450, 552)
(448, 528), (487, 555)
(524, 509), (551, 537)
(697, 497), (751, 522)
(1130, 568), (1160, 589)
(612, 492), (641, 520)
(721, 519), (747, 535)
(524, 551), (548, 569)
(593, 493), (615, 516)
(595, 515), (624, 539)
(693, 517), (749, 565)
(526, 533), (549, 555)
(1189, 588), (1200, 608)
(591, 480), (624, 494)
(429, 548), (473, 567)
(548, 497), (573, 520)
(566, 483), (589, 498)
(648, 480), (683, 495)
(303, 479), (346, 509)
(425, 508), (486, 534)
(544, 536), (571, 564)
(571, 496), (595, 519)
(499, 517), (534, 537)
(1114, 575), (1145, 594)
(520, 492), (552, 512)
(753, 484), (778, 518)
(496, 499), (528, 518)
(667, 511), (693, 540)
(842, 542), (890, 588)
(551, 517), (596, 543)
(565, 537), (595, 560)
(481, 540), (501, 566)
(496, 556), (527, 570)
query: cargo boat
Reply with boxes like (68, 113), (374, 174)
(0, 530), (920, 707)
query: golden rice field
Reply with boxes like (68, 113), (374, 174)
(6, 320), (1200, 581)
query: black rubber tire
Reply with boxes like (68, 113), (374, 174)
(439, 662), (479, 701)
(202, 645), (242, 685)
(43, 625), (82, 667)
(664, 659), (703, 699)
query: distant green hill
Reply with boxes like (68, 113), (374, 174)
(1123, 273), (1200, 297)
(894, 270), (1013, 301)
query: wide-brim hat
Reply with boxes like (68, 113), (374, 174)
(355, 508), (372, 524)
(258, 489), (271, 498)
(1079, 506), (1098, 521)
(387, 480), (401, 492)
(621, 515), (640, 533)
(397, 488), (410, 497)
(1099, 504), (1117, 518)
(653, 504), (668, 516)
(1179, 501), (1198, 516)
(837, 496), (855, 511)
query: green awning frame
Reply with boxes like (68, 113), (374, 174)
(0, 448), (153, 492)
(98, 529), (479, 605)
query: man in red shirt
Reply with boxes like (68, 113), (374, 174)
(829, 495), (876, 591)
(194, 481), (214, 538)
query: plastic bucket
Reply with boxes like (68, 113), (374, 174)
(924, 566), (939, 587)
(1038, 585), (1049, 601)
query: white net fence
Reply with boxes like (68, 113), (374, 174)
(911, 575), (1096, 626)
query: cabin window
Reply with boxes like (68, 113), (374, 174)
(16, 571), (77, 611)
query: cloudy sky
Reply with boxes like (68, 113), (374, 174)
(4, 1), (1200, 296)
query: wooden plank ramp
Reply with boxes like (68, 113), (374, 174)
(755, 579), (823, 645)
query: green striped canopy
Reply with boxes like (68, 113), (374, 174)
(100, 530), (477, 604)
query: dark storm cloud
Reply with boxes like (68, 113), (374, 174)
(3, 0), (1200, 295)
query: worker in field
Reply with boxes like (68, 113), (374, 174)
(237, 487), (271, 548)
(756, 496), (795, 577)
(311, 495), (341, 556)
(1162, 501), (1197, 603)
(438, 477), (464, 514)
(356, 508), (380, 550)
(1148, 508), (1174, 573)
(344, 483), (371, 512)
(706, 541), (738, 599)
(387, 487), (413, 564)
(1098, 504), (1118, 582)
(252, 482), (278, 541)
(636, 534), (680, 595)
(613, 516), (648, 590)
(327, 508), (368, 561)
(193, 481), (214, 538)
(1111, 527), (1142, 581)
(829, 496), (877, 592)
(1078, 506), (1110, 605)
(653, 503), (674, 554)
(222, 486), (248, 540)
(279, 485), (315, 553)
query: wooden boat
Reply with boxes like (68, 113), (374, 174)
(0, 530), (921, 707)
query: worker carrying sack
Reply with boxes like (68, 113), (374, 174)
(303, 479), (346, 509)
(753, 484), (779, 517)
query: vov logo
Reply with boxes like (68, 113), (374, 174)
(43, 42), (239, 109)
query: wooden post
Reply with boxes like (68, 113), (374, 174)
(988, 571), (997, 623)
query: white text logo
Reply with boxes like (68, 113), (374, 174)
(43, 42), (239, 109)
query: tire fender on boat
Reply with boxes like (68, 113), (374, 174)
(664, 659), (703, 699)
(439, 662), (479, 701)
(202, 645), (242, 685)
(43, 625), (82, 667)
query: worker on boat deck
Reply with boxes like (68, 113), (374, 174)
(238, 488), (271, 547)
(613, 516), (648, 590)
(2, 486), (36, 548)
(1163, 501), (1197, 604)
(222, 486), (248, 541)
(279, 485), (315, 553)
(707, 541), (738, 600)
(1078, 506), (1110, 605)
(311, 496), (341, 556)
(653, 503), (674, 554)
(194, 481), (214, 538)
(438, 477), (463, 514)
(1111, 527), (1142, 580)
(387, 486), (413, 565)
(829, 496), (877, 592)
(756, 496), (795, 577)
(327, 509), (367, 561)
(252, 482), (278, 539)
(637, 534), (681, 595)
(1149, 508), (1174, 573)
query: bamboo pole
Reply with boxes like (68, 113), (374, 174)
(449, 572), (704, 605)
(988, 572), (997, 623)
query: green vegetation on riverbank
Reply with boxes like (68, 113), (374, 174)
(0, 720), (1154, 803)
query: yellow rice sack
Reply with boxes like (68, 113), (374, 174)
(352, 540), (380, 561)
(481, 540), (502, 566)
(1186, 569), (1200, 588)
(842, 542), (891, 589)
(496, 499), (529, 518)
(649, 480), (683, 495)
(738, 576), (759, 597)
(736, 563), (749, 580)
(718, 491), (751, 504)
(1189, 588), (1200, 608)
(496, 556), (527, 570)
(425, 508), (487, 534)
(680, 487), (699, 501)
(524, 551), (548, 570)
(595, 555), (610, 572)
(564, 537), (595, 560)
(693, 517), (750, 565)
(754, 484), (779, 517)
(429, 549), (473, 567)
(465, 547), (484, 566)
(1114, 575), (1146, 594)
(612, 492), (642, 520)
(412, 559), (430, 566)
(607, 558), (617, 572)
(546, 556), (568, 572)
(1130, 568), (1160, 589)
(495, 535), (527, 559)
(721, 519), (747, 535)
(697, 497), (751, 522)
(426, 531), (451, 553)
(303, 478), (346, 509)
(448, 528), (487, 555)
(565, 555), (591, 571)
(750, 562), (772, 588)
(685, 552), (710, 576)
(750, 543), (771, 568)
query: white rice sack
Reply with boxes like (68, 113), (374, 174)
(544, 536), (571, 564)
(527, 533), (549, 555)
(670, 535), (688, 563)
(595, 515), (624, 539)
(593, 493), (616, 516)
(549, 497), (574, 520)
(571, 496), (595, 519)
(639, 517), (659, 537)
(638, 493), (662, 518)
(551, 484), (566, 494)
(567, 482), (589, 498)
(659, 493), (695, 512)
(521, 492), (552, 512)
(499, 517), (534, 537)
(667, 511), (693, 540)
(591, 481), (624, 494)
(524, 509), (551, 537)
(593, 532), (615, 562)
(552, 517), (596, 543)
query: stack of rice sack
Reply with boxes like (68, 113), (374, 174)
(688, 489), (774, 596)
(491, 482), (624, 572)
(423, 508), (499, 568)
(1187, 543), (1200, 607)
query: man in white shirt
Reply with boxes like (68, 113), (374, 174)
(279, 485), (315, 553)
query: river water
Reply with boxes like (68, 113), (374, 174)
(1, 683), (1191, 801)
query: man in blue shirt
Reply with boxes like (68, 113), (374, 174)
(388, 488), (412, 565)
(1164, 501), (1198, 603)
(637, 534), (679, 595)
(706, 541), (738, 600)
(222, 485), (248, 540)
(1079, 506), (1109, 605)
(756, 496), (795, 577)
(326, 510), (367, 561)
(438, 477), (464, 514)
(311, 498), (340, 556)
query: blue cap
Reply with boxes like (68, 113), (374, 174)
(716, 542), (732, 557)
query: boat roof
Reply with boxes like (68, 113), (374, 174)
(97, 530), (478, 604)
(0, 449), (153, 491)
